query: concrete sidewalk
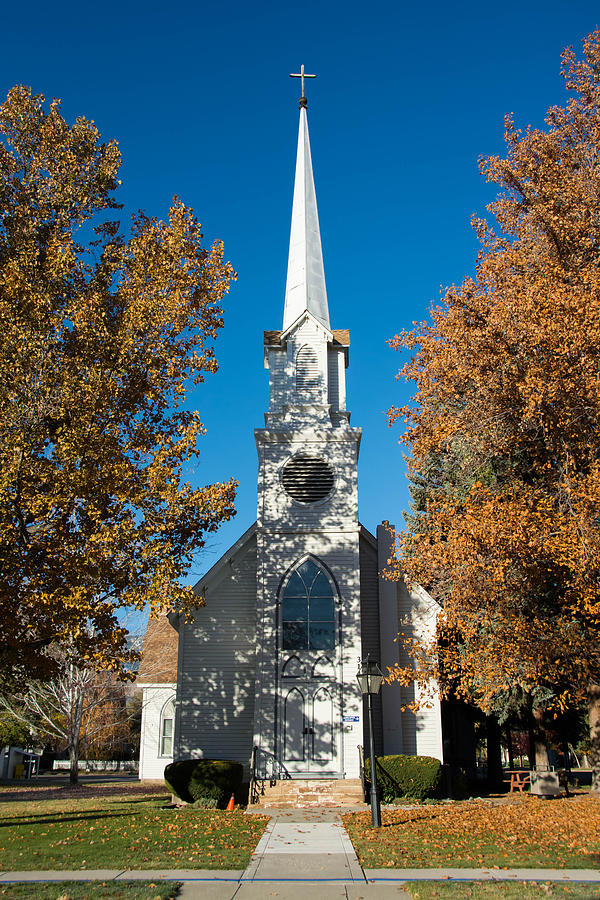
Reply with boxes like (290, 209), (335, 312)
(241, 819), (364, 882)
(2, 804), (600, 897)
(2, 868), (600, 899)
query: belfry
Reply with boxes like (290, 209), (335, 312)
(138, 75), (444, 788)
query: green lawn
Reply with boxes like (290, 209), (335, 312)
(0, 793), (268, 870)
(343, 796), (600, 869)
(0, 883), (179, 900)
(405, 883), (600, 899)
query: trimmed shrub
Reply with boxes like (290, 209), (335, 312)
(365, 754), (442, 801)
(192, 797), (219, 809)
(164, 759), (197, 803)
(188, 760), (243, 807)
(164, 758), (244, 807)
(189, 780), (224, 805)
(188, 781), (223, 808)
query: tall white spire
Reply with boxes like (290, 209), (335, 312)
(282, 105), (330, 332)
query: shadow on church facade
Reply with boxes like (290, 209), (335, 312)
(139, 91), (447, 785)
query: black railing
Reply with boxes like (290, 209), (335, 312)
(249, 745), (258, 805)
(357, 744), (367, 802)
(248, 745), (291, 804)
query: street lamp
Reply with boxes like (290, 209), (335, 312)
(357, 655), (383, 827)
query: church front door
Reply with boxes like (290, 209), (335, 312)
(278, 559), (341, 777)
(279, 661), (340, 775)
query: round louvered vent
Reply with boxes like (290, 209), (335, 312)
(282, 455), (334, 503)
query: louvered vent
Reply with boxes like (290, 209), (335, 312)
(296, 345), (320, 394)
(282, 455), (334, 503)
(328, 350), (339, 408)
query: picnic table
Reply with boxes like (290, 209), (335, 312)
(504, 769), (531, 793)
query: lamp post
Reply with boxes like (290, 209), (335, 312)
(356, 655), (383, 827)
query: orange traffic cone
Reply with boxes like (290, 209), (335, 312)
(225, 794), (235, 811)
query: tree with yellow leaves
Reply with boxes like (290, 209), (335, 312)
(388, 33), (600, 779)
(0, 87), (237, 681)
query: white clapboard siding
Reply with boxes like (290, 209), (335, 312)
(139, 685), (176, 780)
(258, 438), (360, 532)
(327, 347), (340, 410)
(359, 528), (384, 756)
(269, 351), (289, 410)
(177, 531), (258, 775)
(396, 579), (444, 762)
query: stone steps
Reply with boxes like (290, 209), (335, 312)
(252, 777), (366, 808)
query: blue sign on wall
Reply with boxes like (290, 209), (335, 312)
(342, 715), (360, 722)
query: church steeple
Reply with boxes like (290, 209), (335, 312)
(251, 79), (364, 785)
(282, 95), (330, 332)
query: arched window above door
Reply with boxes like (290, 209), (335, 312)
(281, 559), (336, 651)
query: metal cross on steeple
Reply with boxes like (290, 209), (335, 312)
(283, 65), (329, 331)
(289, 64), (316, 108)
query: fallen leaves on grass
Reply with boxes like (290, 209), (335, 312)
(0, 883), (180, 900)
(343, 796), (600, 869)
(0, 798), (269, 870)
(406, 883), (600, 899)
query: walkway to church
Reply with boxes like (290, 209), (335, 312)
(3, 805), (600, 898)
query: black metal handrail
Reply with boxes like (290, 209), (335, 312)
(248, 745), (291, 804)
(357, 744), (367, 802)
(249, 745), (258, 805)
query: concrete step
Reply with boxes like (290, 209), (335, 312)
(253, 777), (365, 808)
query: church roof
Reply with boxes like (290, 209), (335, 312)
(282, 106), (330, 332)
(193, 522), (258, 595)
(264, 328), (350, 346)
(137, 615), (178, 684)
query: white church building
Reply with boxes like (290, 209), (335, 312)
(139, 88), (443, 784)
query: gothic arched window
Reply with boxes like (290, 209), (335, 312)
(282, 559), (336, 651)
(159, 697), (175, 757)
(296, 345), (320, 395)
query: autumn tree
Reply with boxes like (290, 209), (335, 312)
(80, 684), (132, 762)
(0, 652), (140, 783)
(0, 709), (33, 749)
(0, 87), (237, 681)
(387, 33), (600, 776)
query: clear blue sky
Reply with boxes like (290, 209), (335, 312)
(3, 0), (599, 582)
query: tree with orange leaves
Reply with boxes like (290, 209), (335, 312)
(388, 33), (600, 779)
(0, 651), (137, 784)
(0, 87), (237, 682)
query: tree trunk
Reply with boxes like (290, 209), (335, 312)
(68, 744), (79, 785)
(588, 683), (600, 793)
(506, 725), (515, 771)
(68, 682), (84, 786)
(531, 706), (550, 771)
(486, 715), (504, 790)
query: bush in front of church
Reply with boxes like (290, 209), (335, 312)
(189, 760), (243, 806)
(164, 759), (198, 803)
(164, 759), (244, 807)
(365, 754), (442, 801)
